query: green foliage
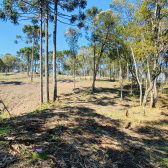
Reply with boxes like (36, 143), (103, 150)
(0, 126), (13, 138)
(1, 54), (23, 72)
(31, 152), (47, 160)
(55, 123), (65, 128)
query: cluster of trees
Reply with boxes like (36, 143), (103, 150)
(0, 0), (87, 104)
(0, 0), (168, 114)
(0, 53), (26, 73)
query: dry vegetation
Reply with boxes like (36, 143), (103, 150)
(0, 72), (168, 168)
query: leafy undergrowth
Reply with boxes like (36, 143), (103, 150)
(0, 84), (168, 168)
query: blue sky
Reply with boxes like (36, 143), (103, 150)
(0, 0), (112, 57)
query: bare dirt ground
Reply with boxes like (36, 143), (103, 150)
(0, 73), (168, 168)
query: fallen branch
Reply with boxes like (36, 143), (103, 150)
(47, 155), (62, 168)
(1, 158), (22, 168)
(0, 100), (11, 117)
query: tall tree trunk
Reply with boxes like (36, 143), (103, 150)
(153, 59), (158, 107)
(31, 37), (34, 82)
(165, 61), (168, 85)
(99, 63), (101, 78)
(40, 1), (43, 105)
(131, 46), (142, 106)
(84, 61), (86, 79)
(143, 62), (162, 115)
(152, 2), (160, 108)
(161, 65), (163, 94)
(147, 57), (154, 108)
(53, 0), (58, 102)
(73, 59), (75, 89)
(127, 62), (129, 81)
(166, 61), (168, 85)
(113, 62), (115, 81)
(92, 41), (96, 92)
(145, 73), (148, 91)
(35, 59), (36, 73)
(110, 62), (112, 81)
(117, 47), (122, 100)
(27, 55), (30, 76)
(131, 75), (133, 95)
(45, 6), (49, 103)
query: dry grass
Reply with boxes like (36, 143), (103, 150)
(0, 73), (168, 168)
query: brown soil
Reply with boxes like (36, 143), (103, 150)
(0, 73), (168, 168)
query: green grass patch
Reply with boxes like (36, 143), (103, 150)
(0, 126), (13, 139)
(163, 88), (168, 94)
(55, 123), (65, 128)
(131, 93), (139, 99)
(80, 93), (88, 99)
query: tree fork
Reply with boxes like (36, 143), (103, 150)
(142, 65), (162, 116)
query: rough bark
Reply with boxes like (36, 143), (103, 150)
(113, 62), (115, 81)
(27, 55), (29, 77)
(31, 37), (34, 82)
(110, 63), (111, 81)
(127, 62), (129, 81)
(92, 41), (96, 92)
(117, 47), (122, 100)
(53, 0), (58, 102)
(40, 1), (43, 105)
(131, 46), (142, 106)
(45, 7), (49, 103)
(142, 64), (162, 115)
(73, 58), (75, 89)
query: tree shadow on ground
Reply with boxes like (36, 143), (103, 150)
(96, 78), (119, 82)
(61, 87), (136, 109)
(57, 79), (75, 83)
(0, 81), (23, 85)
(2, 74), (15, 76)
(133, 124), (168, 167)
(0, 104), (156, 168)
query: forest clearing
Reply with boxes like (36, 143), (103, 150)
(0, 72), (168, 168)
(0, 0), (168, 167)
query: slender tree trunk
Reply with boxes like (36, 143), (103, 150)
(84, 62), (86, 79)
(153, 59), (158, 107)
(40, 2), (43, 105)
(131, 75), (133, 94)
(161, 65), (163, 94)
(53, 0), (58, 102)
(45, 7), (49, 103)
(145, 73), (148, 91)
(117, 47), (122, 100)
(92, 41), (96, 92)
(110, 63), (111, 81)
(35, 59), (36, 73)
(27, 55), (30, 76)
(127, 62), (129, 82)
(140, 79), (143, 106)
(147, 57), (154, 108)
(143, 64), (162, 115)
(131, 46), (142, 106)
(166, 61), (168, 85)
(31, 37), (34, 82)
(143, 81), (155, 116)
(113, 62), (115, 81)
(99, 63), (101, 78)
(73, 59), (75, 89)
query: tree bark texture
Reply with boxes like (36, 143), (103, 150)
(53, 0), (58, 102)
(31, 37), (34, 82)
(40, 1), (43, 105)
(45, 7), (49, 103)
